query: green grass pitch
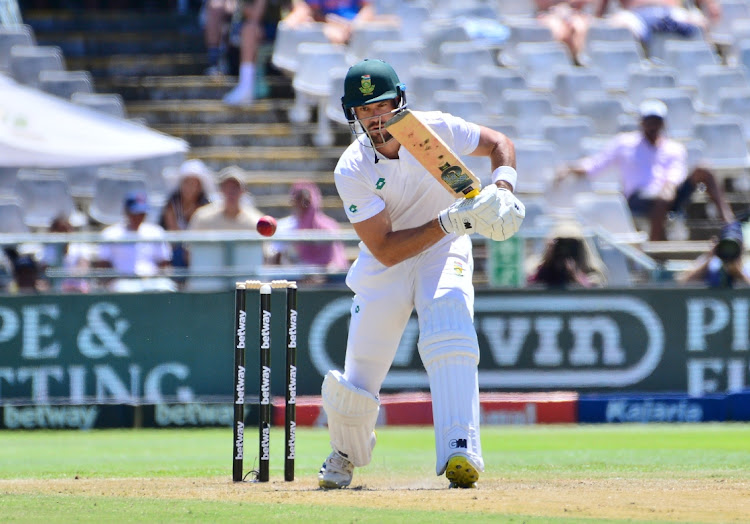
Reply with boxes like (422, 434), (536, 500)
(0, 424), (749, 523)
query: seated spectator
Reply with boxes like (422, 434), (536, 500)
(203, 0), (237, 75)
(527, 219), (607, 288)
(189, 166), (263, 230)
(559, 99), (734, 241)
(94, 191), (174, 292)
(40, 214), (95, 293)
(536, 0), (593, 65)
(266, 181), (349, 271)
(596, 0), (721, 46)
(223, 0), (287, 105)
(160, 159), (213, 271)
(4, 248), (47, 294)
(678, 221), (750, 287)
(282, 0), (377, 45)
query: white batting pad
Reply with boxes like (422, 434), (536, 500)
(321, 370), (380, 467)
(417, 298), (484, 475)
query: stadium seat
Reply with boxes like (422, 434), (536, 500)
(62, 165), (99, 199)
(71, 92), (127, 119)
(587, 41), (644, 90)
(15, 169), (75, 229)
(0, 167), (18, 195)
(576, 93), (627, 136)
(324, 67), (350, 125)
(347, 23), (402, 64)
(494, 0), (536, 19)
(433, 90), (485, 121)
(472, 114), (519, 140)
(709, 0), (750, 46)
(573, 192), (646, 243)
(626, 66), (678, 105)
(0, 196), (28, 233)
(421, 20), (471, 64)
(552, 69), (604, 113)
(478, 67), (527, 115)
(0, 25), (34, 72)
(693, 116), (750, 170)
(38, 70), (93, 100)
(396, 1), (430, 44)
(695, 65), (750, 113)
(408, 66), (460, 110)
(292, 43), (348, 98)
(270, 21), (328, 74)
(647, 29), (706, 61)
(8, 44), (65, 88)
(502, 89), (556, 139)
(718, 88), (750, 136)
(541, 116), (594, 163)
(515, 41), (574, 90)
(132, 152), (186, 198)
(663, 39), (720, 89)
(370, 40), (424, 88)
(89, 169), (149, 225)
(438, 41), (496, 90)
(513, 139), (559, 194)
(499, 20), (554, 68)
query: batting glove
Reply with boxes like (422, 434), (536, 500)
(438, 185), (503, 236)
(475, 188), (526, 241)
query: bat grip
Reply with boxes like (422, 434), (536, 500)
(464, 188), (480, 199)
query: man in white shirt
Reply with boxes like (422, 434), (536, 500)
(564, 99), (734, 240)
(316, 59), (525, 490)
(96, 191), (173, 292)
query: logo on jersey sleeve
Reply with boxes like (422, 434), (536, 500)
(375, 178), (386, 190)
(348, 204), (358, 213)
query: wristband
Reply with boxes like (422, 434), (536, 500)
(492, 166), (517, 190)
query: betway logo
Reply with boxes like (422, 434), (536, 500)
(260, 423), (270, 460)
(3, 405), (98, 429)
(236, 310), (246, 350)
(288, 310), (297, 349)
(261, 310), (271, 349)
(235, 421), (244, 460)
(308, 296), (665, 389)
(606, 399), (704, 423)
(235, 365), (245, 405)
(288, 365), (297, 405)
(287, 420), (296, 459)
(155, 403), (233, 427)
(260, 366), (271, 405)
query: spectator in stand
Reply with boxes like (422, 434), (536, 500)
(535, 0), (593, 65)
(203, 0), (237, 76)
(222, 0), (288, 105)
(94, 191), (174, 292)
(678, 221), (750, 288)
(595, 0), (721, 46)
(266, 181), (349, 272)
(160, 159), (213, 272)
(527, 219), (607, 288)
(39, 214), (95, 293)
(559, 99), (734, 241)
(6, 250), (47, 294)
(189, 166), (263, 230)
(282, 0), (377, 45)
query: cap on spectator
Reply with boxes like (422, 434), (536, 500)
(218, 166), (246, 187)
(124, 190), (150, 214)
(179, 158), (212, 178)
(639, 99), (668, 119)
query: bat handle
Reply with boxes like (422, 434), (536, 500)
(464, 188), (480, 199)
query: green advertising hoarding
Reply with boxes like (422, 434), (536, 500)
(0, 288), (748, 404)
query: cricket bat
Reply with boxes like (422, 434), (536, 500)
(385, 108), (482, 198)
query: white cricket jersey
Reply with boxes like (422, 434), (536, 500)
(334, 110), (481, 256)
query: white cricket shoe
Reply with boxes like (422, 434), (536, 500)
(318, 450), (354, 489)
(445, 453), (480, 489)
(222, 86), (254, 106)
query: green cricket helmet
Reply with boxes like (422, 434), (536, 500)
(341, 59), (406, 122)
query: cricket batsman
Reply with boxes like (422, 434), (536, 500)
(317, 59), (525, 489)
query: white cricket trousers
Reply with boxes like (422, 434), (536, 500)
(341, 236), (484, 473)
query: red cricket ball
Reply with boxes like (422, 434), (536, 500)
(256, 215), (277, 237)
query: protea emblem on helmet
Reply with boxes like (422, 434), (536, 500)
(359, 75), (375, 96)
